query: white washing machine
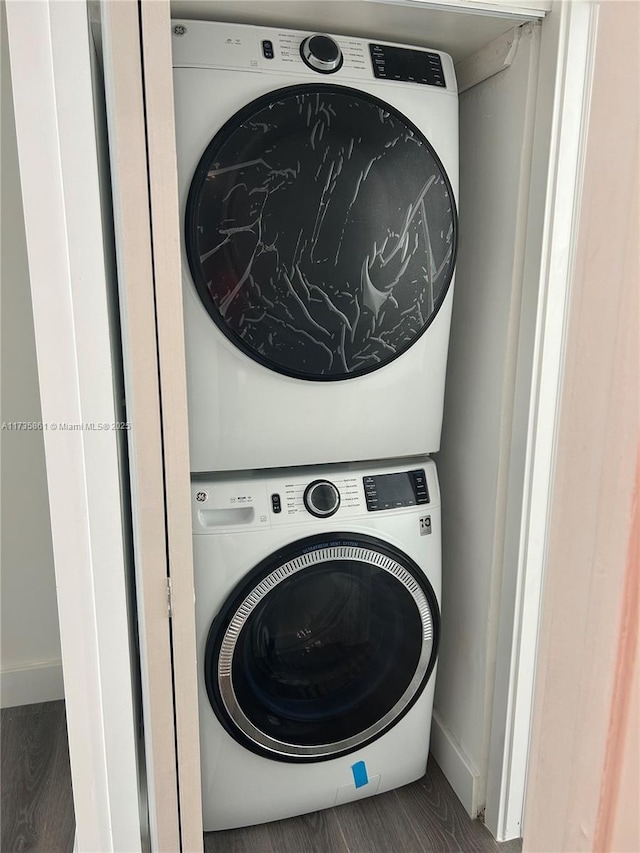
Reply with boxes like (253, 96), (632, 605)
(173, 21), (459, 472)
(192, 456), (441, 831)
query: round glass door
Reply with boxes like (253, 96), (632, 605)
(186, 84), (457, 381)
(204, 534), (440, 762)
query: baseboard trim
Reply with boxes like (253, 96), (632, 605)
(430, 710), (482, 817)
(0, 659), (64, 707)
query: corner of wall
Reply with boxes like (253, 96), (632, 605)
(430, 710), (482, 817)
(1, 660), (65, 708)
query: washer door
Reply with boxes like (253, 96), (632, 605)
(186, 84), (457, 381)
(204, 534), (440, 762)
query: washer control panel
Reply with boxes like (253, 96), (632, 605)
(280, 474), (360, 518)
(192, 458), (439, 534)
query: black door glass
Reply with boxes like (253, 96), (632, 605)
(185, 84), (457, 381)
(204, 535), (440, 761)
(233, 562), (421, 744)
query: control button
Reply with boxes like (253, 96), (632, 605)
(300, 34), (343, 74)
(271, 493), (282, 513)
(262, 39), (274, 59)
(410, 470), (430, 504)
(303, 479), (341, 518)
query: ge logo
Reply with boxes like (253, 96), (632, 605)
(173, 25), (187, 36)
(195, 491), (208, 503)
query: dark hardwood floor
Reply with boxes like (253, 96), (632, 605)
(1, 701), (75, 853)
(206, 758), (523, 853)
(1, 701), (522, 853)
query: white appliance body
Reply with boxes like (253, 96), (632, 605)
(192, 457), (441, 831)
(173, 22), (459, 472)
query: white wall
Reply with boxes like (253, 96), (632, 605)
(431, 23), (539, 817)
(0, 3), (63, 708)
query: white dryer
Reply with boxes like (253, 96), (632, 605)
(172, 21), (459, 472)
(192, 457), (441, 831)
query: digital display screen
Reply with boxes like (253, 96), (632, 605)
(369, 44), (445, 87)
(374, 472), (415, 505)
(364, 469), (429, 511)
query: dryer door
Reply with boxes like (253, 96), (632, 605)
(204, 533), (440, 762)
(185, 84), (457, 381)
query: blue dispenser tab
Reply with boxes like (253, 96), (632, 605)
(351, 760), (369, 789)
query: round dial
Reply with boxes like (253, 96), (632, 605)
(303, 480), (341, 518)
(300, 35), (343, 74)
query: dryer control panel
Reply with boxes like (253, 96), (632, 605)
(171, 20), (457, 94)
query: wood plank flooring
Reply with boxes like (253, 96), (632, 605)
(1, 701), (522, 853)
(206, 758), (523, 853)
(1, 701), (75, 853)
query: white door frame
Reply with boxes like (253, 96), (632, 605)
(99, 0), (203, 849)
(485, 0), (600, 840)
(5, 1), (143, 850)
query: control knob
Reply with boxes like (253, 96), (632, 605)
(300, 34), (343, 74)
(303, 479), (341, 518)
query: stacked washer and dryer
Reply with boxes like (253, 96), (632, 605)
(172, 20), (458, 832)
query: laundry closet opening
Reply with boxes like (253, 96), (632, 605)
(92, 0), (561, 846)
(168, 0), (547, 835)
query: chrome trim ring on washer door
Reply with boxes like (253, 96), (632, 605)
(206, 536), (438, 761)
